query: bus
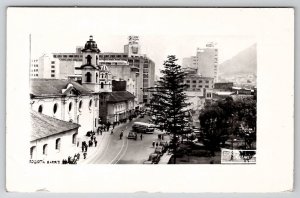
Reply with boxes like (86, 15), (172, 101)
(132, 122), (156, 134)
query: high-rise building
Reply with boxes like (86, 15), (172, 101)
(30, 35), (155, 105)
(182, 42), (218, 82)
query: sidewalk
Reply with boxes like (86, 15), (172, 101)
(158, 151), (173, 164)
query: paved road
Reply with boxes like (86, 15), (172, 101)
(83, 117), (165, 164)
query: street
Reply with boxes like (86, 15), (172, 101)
(82, 117), (166, 164)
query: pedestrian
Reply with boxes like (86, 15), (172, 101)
(83, 152), (87, 159)
(140, 133), (143, 140)
(111, 129), (114, 135)
(77, 153), (80, 160)
(152, 141), (155, 147)
(100, 129), (102, 135)
(94, 139), (97, 147)
(156, 142), (159, 147)
(81, 141), (85, 152)
(89, 140), (93, 147)
(120, 132), (123, 140)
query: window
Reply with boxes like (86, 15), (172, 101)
(30, 146), (36, 159)
(51, 61), (55, 64)
(186, 80), (190, 83)
(43, 144), (48, 155)
(69, 102), (72, 112)
(192, 85), (196, 87)
(38, 105), (43, 113)
(79, 100), (82, 110)
(86, 72), (92, 82)
(55, 138), (61, 151)
(199, 80), (202, 83)
(89, 99), (93, 108)
(199, 85), (203, 88)
(53, 103), (58, 114)
(192, 80), (196, 83)
(205, 85), (209, 88)
(72, 133), (77, 144)
(96, 73), (98, 83)
(144, 64), (149, 68)
(101, 82), (104, 89)
(206, 80), (209, 83)
(51, 74), (55, 77)
(51, 65), (55, 68)
(51, 70), (55, 73)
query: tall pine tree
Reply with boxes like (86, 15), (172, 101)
(147, 55), (190, 164)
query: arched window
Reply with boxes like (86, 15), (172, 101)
(38, 105), (43, 113)
(101, 73), (104, 79)
(43, 144), (48, 155)
(89, 99), (93, 109)
(53, 103), (58, 114)
(96, 73), (98, 83)
(55, 138), (61, 151)
(30, 146), (36, 159)
(86, 72), (92, 83)
(69, 102), (72, 112)
(100, 82), (104, 89)
(72, 133), (77, 144)
(86, 55), (92, 65)
(78, 100), (82, 110)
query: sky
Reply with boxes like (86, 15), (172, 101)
(18, 8), (258, 76)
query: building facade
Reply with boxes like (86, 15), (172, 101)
(99, 91), (135, 124)
(182, 42), (218, 82)
(31, 36), (155, 105)
(30, 79), (100, 138)
(30, 111), (80, 161)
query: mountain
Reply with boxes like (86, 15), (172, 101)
(219, 44), (257, 77)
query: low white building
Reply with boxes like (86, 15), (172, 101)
(30, 110), (80, 162)
(30, 79), (99, 138)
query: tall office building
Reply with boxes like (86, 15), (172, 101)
(182, 42), (218, 82)
(30, 35), (155, 105)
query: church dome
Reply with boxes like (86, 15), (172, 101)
(81, 35), (101, 53)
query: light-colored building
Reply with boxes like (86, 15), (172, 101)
(182, 42), (218, 81)
(99, 91), (135, 124)
(32, 36), (155, 106)
(184, 74), (214, 98)
(30, 111), (80, 161)
(30, 79), (100, 138)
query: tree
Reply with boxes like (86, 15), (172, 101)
(147, 55), (190, 164)
(199, 104), (229, 156)
(199, 96), (257, 153)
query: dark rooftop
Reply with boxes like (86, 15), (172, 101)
(30, 111), (80, 141)
(30, 79), (93, 97)
(104, 91), (135, 103)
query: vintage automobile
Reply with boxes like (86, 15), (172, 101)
(143, 153), (161, 164)
(127, 131), (137, 140)
(155, 146), (164, 156)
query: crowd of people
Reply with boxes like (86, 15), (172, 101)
(62, 153), (80, 164)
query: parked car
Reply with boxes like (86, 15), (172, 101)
(143, 153), (161, 164)
(127, 131), (137, 140)
(155, 146), (164, 156)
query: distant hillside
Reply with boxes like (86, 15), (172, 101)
(219, 44), (257, 77)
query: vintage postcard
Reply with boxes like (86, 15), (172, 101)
(6, 8), (294, 192)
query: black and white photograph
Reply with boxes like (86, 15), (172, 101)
(28, 27), (257, 165)
(6, 8), (293, 192)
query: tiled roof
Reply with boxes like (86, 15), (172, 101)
(30, 79), (93, 96)
(30, 110), (80, 141)
(105, 91), (135, 103)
